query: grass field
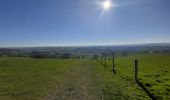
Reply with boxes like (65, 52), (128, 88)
(105, 53), (170, 100)
(0, 53), (169, 100)
(0, 58), (79, 100)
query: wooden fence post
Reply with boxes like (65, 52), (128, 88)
(112, 58), (116, 75)
(101, 53), (106, 67)
(101, 56), (103, 64)
(104, 55), (106, 67)
(111, 52), (116, 75)
(135, 59), (138, 82)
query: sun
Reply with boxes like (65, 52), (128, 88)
(102, 0), (112, 10)
(96, 0), (114, 22)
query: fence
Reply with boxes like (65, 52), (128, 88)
(95, 53), (156, 100)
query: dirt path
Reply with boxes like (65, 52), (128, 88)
(45, 60), (104, 100)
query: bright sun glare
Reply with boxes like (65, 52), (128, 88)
(97, 0), (114, 22)
(102, 0), (112, 10)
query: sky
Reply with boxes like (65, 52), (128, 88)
(0, 0), (170, 47)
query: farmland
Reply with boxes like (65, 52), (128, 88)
(105, 53), (170, 100)
(0, 53), (170, 100)
(0, 0), (170, 99)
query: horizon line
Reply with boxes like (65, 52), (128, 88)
(0, 42), (170, 48)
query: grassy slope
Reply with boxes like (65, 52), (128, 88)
(105, 53), (170, 100)
(92, 61), (151, 100)
(0, 58), (78, 100)
(0, 54), (169, 100)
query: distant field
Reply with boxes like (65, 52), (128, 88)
(0, 53), (169, 100)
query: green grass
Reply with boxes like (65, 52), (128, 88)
(0, 58), (78, 100)
(0, 53), (170, 100)
(105, 53), (170, 99)
(92, 61), (151, 100)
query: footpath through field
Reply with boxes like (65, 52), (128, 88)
(0, 58), (161, 100)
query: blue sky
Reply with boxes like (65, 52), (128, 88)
(0, 0), (170, 47)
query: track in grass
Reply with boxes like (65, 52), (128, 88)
(45, 60), (104, 100)
(0, 58), (151, 100)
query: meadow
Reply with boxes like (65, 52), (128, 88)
(0, 58), (79, 100)
(105, 53), (170, 100)
(0, 53), (169, 100)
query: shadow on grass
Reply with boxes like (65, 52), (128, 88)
(136, 80), (156, 100)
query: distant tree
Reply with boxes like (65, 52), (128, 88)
(61, 53), (72, 59)
(154, 50), (161, 53)
(81, 55), (86, 59)
(122, 51), (128, 56)
(77, 55), (80, 59)
(92, 54), (99, 60)
(162, 49), (170, 53)
(30, 51), (49, 58)
(55, 53), (59, 55)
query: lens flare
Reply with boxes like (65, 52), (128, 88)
(102, 0), (112, 10)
